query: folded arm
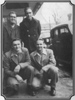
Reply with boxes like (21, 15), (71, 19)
(42, 50), (56, 71)
(3, 55), (16, 77)
(19, 48), (31, 69)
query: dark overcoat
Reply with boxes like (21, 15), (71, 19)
(30, 49), (56, 70)
(20, 17), (41, 53)
(3, 22), (20, 53)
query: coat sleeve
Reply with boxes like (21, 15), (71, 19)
(42, 49), (56, 71)
(3, 54), (16, 77)
(19, 48), (31, 69)
(16, 26), (21, 39)
(3, 26), (7, 53)
(19, 23), (22, 40)
(48, 50), (56, 65)
(37, 20), (41, 36)
(19, 22), (25, 43)
(3, 26), (10, 53)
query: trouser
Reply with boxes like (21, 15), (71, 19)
(3, 65), (34, 92)
(19, 65), (34, 85)
(42, 65), (58, 89)
(33, 65), (58, 89)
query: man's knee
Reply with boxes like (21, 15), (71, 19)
(49, 65), (58, 74)
(4, 77), (19, 94)
(47, 65), (59, 81)
(48, 65), (58, 81)
(28, 65), (34, 72)
(22, 66), (34, 79)
(7, 77), (19, 86)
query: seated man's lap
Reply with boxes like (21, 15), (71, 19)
(7, 77), (19, 86)
(18, 66), (34, 80)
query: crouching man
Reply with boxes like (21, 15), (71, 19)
(3, 39), (35, 96)
(30, 39), (58, 96)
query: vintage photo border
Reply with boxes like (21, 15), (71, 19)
(0, 0), (75, 100)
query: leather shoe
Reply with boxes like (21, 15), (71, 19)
(26, 85), (36, 96)
(6, 89), (18, 97)
(27, 89), (36, 96)
(50, 87), (56, 96)
(30, 91), (36, 96)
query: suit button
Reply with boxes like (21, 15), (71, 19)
(27, 30), (29, 32)
(28, 35), (30, 37)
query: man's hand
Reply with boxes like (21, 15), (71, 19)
(14, 65), (21, 73)
(40, 69), (44, 75)
(15, 74), (23, 83)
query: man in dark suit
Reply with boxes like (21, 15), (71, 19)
(3, 39), (35, 96)
(20, 7), (41, 53)
(30, 39), (58, 96)
(3, 11), (20, 54)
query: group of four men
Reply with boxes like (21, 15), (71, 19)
(3, 7), (58, 96)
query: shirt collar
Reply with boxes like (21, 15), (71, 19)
(42, 49), (47, 55)
(34, 49), (47, 56)
(11, 49), (23, 57)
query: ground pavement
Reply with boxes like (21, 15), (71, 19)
(4, 65), (73, 99)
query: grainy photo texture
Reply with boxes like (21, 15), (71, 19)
(1, 1), (73, 100)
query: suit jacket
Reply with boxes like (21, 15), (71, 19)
(3, 21), (20, 53)
(3, 47), (31, 78)
(20, 17), (41, 53)
(30, 49), (56, 71)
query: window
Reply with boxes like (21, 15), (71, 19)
(54, 30), (58, 38)
(60, 28), (68, 34)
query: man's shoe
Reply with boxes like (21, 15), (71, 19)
(6, 89), (18, 97)
(27, 89), (36, 96)
(30, 91), (36, 96)
(50, 87), (56, 96)
(26, 85), (36, 96)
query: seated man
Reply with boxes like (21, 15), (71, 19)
(30, 39), (58, 96)
(3, 39), (35, 96)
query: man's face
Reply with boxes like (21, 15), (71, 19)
(8, 13), (17, 24)
(25, 8), (33, 20)
(36, 40), (45, 52)
(12, 40), (22, 52)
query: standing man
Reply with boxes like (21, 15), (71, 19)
(30, 39), (58, 96)
(3, 11), (20, 54)
(3, 39), (35, 96)
(20, 7), (41, 53)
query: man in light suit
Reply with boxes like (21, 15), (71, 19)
(30, 39), (58, 96)
(3, 39), (35, 96)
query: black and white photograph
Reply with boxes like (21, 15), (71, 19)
(1, 0), (74, 99)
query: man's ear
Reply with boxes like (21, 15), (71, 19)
(22, 42), (24, 47)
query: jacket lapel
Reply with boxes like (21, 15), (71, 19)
(18, 53), (24, 63)
(23, 18), (30, 28)
(30, 18), (36, 28)
(11, 55), (19, 65)
(31, 53), (42, 71)
(4, 22), (12, 36)
(23, 18), (36, 28)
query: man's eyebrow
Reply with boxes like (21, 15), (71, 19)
(10, 16), (16, 17)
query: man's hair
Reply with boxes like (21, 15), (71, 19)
(12, 38), (22, 44)
(8, 11), (17, 17)
(37, 39), (44, 43)
(24, 7), (32, 14)
(36, 39), (47, 48)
